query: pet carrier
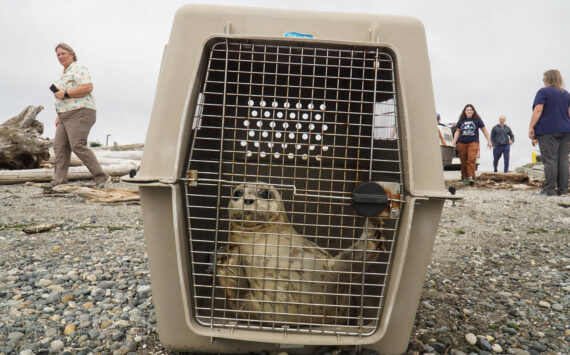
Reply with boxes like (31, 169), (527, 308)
(125, 4), (455, 354)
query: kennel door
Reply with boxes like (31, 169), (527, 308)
(183, 38), (405, 337)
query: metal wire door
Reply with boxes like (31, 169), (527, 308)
(183, 39), (404, 336)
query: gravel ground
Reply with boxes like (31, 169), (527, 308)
(0, 178), (568, 354)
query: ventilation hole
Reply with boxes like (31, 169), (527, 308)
(272, 101), (278, 108)
(275, 132), (282, 139)
(288, 153), (294, 159)
(315, 155), (322, 161)
(309, 124), (315, 131)
(248, 130), (255, 137)
(246, 151), (252, 157)
(308, 103), (314, 110)
(243, 120), (250, 127)
(302, 133), (308, 140)
(264, 111), (271, 118)
(260, 151), (267, 158)
(274, 152), (280, 158)
(296, 144), (302, 150)
(262, 131), (269, 138)
(269, 121), (276, 128)
(302, 154), (308, 160)
(309, 145), (316, 151)
(320, 104), (326, 110)
(322, 145), (329, 151)
(240, 141), (247, 147)
(253, 141), (260, 147)
(251, 110), (258, 117)
(259, 100), (266, 107)
(247, 99), (254, 106)
(282, 122), (289, 129)
(296, 123), (302, 130)
(267, 142), (274, 148)
(302, 113), (309, 120)
(256, 121), (263, 128)
(281, 143), (288, 149)
(296, 102), (302, 109)
(284, 102), (290, 108)
(315, 114), (322, 121)
(277, 112), (284, 118)
(322, 124), (328, 131)
(315, 134), (322, 141)
(289, 112), (296, 119)
(288, 132), (295, 140)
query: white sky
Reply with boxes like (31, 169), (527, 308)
(1, 0), (569, 171)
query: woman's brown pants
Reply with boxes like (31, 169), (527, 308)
(52, 108), (107, 185)
(456, 142), (479, 180)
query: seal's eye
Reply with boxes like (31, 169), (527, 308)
(259, 189), (273, 199)
(232, 189), (244, 200)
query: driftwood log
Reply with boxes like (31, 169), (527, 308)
(0, 164), (137, 185)
(478, 172), (529, 183)
(50, 184), (139, 203)
(0, 105), (52, 169)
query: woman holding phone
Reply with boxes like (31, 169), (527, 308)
(44, 43), (110, 189)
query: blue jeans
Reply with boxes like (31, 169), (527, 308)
(536, 132), (570, 195)
(493, 144), (510, 172)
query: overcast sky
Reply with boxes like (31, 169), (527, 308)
(1, 0), (569, 171)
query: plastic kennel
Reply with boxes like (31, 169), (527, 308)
(125, 4), (454, 354)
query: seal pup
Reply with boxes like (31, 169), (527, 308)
(216, 183), (383, 324)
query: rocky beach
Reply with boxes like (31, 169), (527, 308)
(0, 174), (568, 354)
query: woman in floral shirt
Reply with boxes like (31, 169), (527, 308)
(44, 43), (110, 189)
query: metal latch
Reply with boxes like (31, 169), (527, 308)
(186, 170), (198, 186)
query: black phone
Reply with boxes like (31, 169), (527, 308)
(49, 84), (59, 93)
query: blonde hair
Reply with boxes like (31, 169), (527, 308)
(543, 69), (564, 91)
(55, 43), (77, 62)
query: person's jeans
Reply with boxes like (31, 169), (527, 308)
(456, 142), (479, 180)
(536, 132), (570, 195)
(493, 144), (510, 172)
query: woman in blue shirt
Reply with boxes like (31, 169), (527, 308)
(528, 69), (570, 196)
(453, 104), (493, 186)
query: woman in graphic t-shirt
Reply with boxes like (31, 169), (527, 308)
(453, 104), (493, 185)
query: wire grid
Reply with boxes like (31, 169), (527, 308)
(183, 39), (404, 337)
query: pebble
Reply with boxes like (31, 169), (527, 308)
(538, 301), (550, 308)
(465, 333), (477, 345)
(50, 339), (65, 352)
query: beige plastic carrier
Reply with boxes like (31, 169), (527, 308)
(125, 4), (455, 354)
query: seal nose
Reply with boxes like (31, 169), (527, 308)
(244, 199), (254, 205)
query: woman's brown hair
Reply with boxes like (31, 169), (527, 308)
(543, 69), (564, 91)
(458, 104), (481, 121)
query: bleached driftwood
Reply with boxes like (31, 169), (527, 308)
(99, 143), (144, 151)
(0, 105), (52, 169)
(478, 172), (529, 183)
(0, 163), (137, 185)
(51, 184), (139, 203)
(44, 148), (142, 167)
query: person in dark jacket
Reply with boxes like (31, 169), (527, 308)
(528, 69), (570, 196)
(490, 115), (515, 172)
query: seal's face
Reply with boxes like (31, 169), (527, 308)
(228, 184), (285, 227)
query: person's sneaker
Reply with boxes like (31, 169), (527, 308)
(95, 176), (112, 189)
(461, 178), (468, 185)
(41, 182), (58, 190)
(468, 177), (475, 186)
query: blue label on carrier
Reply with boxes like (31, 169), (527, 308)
(283, 32), (314, 38)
